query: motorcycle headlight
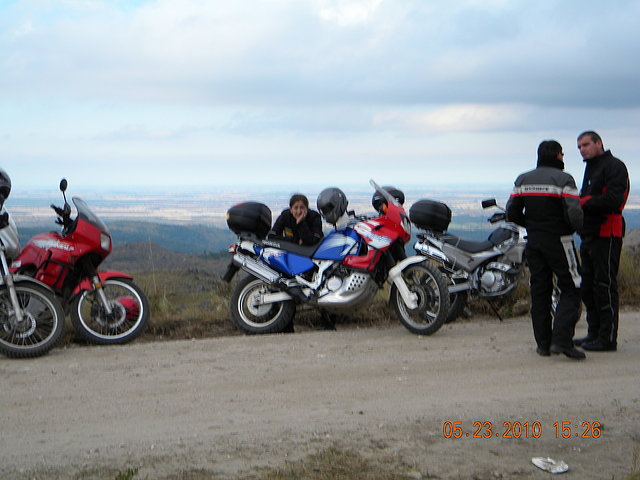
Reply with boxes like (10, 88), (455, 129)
(100, 232), (112, 251)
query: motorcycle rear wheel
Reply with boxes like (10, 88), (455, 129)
(391, 262), (449, 335)
(0, 283), (65, 358)
(231, 276), (295, 334)
(71, 278), (149, 345)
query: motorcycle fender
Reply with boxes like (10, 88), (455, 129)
(74, 271), (133, 294)
(5, 274), (58, 294)
(222, 262), (239, 283)
(388, 255), (472, 296)
(387, 256), (431, 310)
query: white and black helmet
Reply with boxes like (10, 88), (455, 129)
(0, 168), (11, 200)
(372, 186), (404, 213)
(317, 187), (348, 225)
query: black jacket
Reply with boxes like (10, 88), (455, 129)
(506, 158), (583, 236)
(579, 150), (629, 238)
(271, 209), (323, 245)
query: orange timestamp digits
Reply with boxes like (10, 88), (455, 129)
(442, 421), (601, 439)
(553, 421), (601, 438)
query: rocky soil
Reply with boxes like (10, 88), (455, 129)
(1, 311), (639, 479)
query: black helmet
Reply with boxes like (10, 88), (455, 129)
(372, 186), (404, 213)
(0, 169), (11, 200)
(317, 187), (348, 225)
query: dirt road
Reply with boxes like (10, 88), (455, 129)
(1, 312), (639, 479)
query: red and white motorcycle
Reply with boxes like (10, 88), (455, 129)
(11, 179), (149, 345)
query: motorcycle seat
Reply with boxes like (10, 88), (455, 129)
(261, 237), (318, 256)
(442, 235), (495, 253)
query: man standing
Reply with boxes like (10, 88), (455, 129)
(574, 131), (630, 352)
(507, 140), (584, 359)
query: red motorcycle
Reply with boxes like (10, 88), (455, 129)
(11, 179), (149, 345)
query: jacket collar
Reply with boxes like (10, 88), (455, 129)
(537, 157), (564, 170)
(584, 149), (613, 164)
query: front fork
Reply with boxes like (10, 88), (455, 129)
(90, 274), (113, 315)
(1, 249), (24, 324)
(79, 258), (113, 315)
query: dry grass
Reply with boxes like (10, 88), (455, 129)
(110, 447), (430, 480)
(619, 247), (640, 305)
(128, 272), (397, 342)
(89, 246), (640, 344)
(238, 447), (427, 480)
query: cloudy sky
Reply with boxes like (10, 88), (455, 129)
(1, 0), (638, 191)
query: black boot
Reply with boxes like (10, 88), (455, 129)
(282, 321), (295, 333)
(321, 311), (336, 331)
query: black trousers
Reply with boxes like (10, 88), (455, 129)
(580, 236), (622, 346)
(526, 232), (581, 350)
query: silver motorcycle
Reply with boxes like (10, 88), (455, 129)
(0, 194), (65, 358)
(410, 198), (527, 322)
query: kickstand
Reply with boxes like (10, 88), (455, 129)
(488, 301), (503, 321)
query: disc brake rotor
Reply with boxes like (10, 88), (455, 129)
(2, 311), (37, 338)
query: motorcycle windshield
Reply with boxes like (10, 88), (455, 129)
(72, 197), (109, 233)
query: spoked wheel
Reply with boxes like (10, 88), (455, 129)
(391, 262), (449, 335)
(71, 278), (149, 345)
(231, 276), (295, 334)
(0, 283), (65, 358)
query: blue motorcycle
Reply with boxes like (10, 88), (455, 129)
(223, 181), (449, 335)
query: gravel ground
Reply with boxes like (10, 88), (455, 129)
(1, 311), (639, 479)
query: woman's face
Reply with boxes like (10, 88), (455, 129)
(290, 201), (308, 219)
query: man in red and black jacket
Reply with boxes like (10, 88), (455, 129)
(507, 140), (584, 359)
(573, 131), (630, 352)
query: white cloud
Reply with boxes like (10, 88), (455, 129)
(1, 0), (639, 189)
(315, 0), (383, 27)
(374, 104), (527, 133)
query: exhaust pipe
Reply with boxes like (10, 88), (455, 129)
(232, 252), (282, 284)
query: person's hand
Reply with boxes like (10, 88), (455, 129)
(290, 202), (308, 224)
(293, 210), (306, 223)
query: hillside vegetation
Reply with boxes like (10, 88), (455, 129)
(85, 237), (640, 345)
(18, 221), (236, 256)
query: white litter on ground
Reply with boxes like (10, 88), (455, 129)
(531, 457), (569, 474)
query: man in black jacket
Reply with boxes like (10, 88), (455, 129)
(573, 131), (629, 352)
(507, 140), (585, 359)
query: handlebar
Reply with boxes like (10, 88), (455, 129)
(488, 212), (506, 224)
(51, 203), (73, 228)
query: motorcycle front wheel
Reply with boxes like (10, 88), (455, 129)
(231, 276), (295, 334)
(391, 262), (449, 335)
(71, 278), (149, 345)
(0, 282), (65, 358)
